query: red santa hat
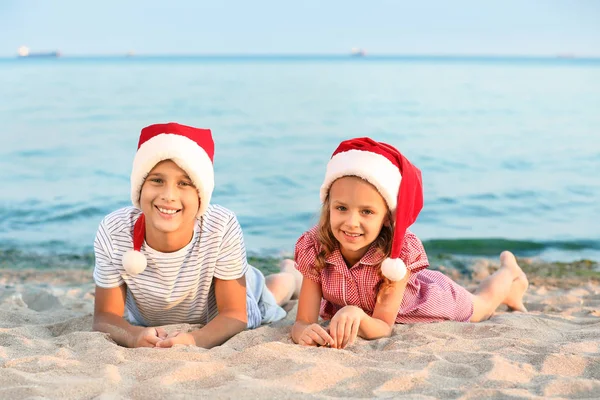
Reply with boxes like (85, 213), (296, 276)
(320, 137), (424, 281)
(123, 122), (215, 275)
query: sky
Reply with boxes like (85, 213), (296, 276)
(0, 0), (599, 57)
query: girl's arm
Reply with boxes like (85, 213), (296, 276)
(93, 285), (165, 347)
(357, 273), (411, 340)
(355, 233), (428, 340)
(320, 273), (412, 348)
(292, 278), (334, 346)
(187, 276), (248, 348)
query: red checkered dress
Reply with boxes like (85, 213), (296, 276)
(295, 227), (474, 323)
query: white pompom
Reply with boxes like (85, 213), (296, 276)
(381, 258), (407, 281)
(122, 250), (147, 275)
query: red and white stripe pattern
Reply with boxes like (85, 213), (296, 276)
(295, 227), (473, 324)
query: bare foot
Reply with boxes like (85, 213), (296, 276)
(499, 251), (528, 312)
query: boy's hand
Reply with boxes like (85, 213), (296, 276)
(132, 327), (168, 348)
(298, 323), (335, 347)
(329, 306), (364, 349)
(155, 331), (196, 348)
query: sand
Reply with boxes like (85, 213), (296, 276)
(1, 266), (599, 399)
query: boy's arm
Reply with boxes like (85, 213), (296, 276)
(188, 276), (248, 348)
(356, 272), (412, 340)
(93, 285), (163, 348)
(93, 218), (164, 348)
(184, 211), (248, 348)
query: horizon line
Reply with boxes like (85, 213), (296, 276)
(2, 52), (600, 60)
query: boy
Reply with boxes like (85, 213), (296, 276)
(93, 123), (298, 348)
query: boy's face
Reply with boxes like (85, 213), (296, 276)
(329, 176), (389, 266)
(140, 160), (200, 247)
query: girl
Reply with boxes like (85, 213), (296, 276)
(291, 137), (528, 349)
(93, 122), (298, 348)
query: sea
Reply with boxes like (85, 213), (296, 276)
(1, 55), (599, 269)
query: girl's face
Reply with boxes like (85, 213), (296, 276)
(328, 176), (389, 267)
(139, 160), (200, 250)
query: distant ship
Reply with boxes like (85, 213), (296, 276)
(17, 46), (61, 58)
(350, 47), (366, 57)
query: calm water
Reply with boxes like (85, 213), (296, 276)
(1, 55), (599, 266)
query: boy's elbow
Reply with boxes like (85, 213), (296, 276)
(92, 314), (107, 333)
(221, 309), (248, 327)
(236, 311), (248, 325)
(92, 312), (118, 333)
(235, 315), (248, 331)
(229, 317), (248, 338)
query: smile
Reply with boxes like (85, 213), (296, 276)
(156, 206), (180, 215)
(343, 231), (362, 237)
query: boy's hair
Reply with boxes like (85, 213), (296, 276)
(314, 194), (394, 273)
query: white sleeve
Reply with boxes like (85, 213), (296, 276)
(214, 213), (249, 280)
(92, 218), (124, 288)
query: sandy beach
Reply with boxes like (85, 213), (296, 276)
(1, 260), (599, 399)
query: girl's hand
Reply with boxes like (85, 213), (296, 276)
(132, 327), (167, 348)
(298, 323), (335, 347)
(329, 306), (365, 349)
(155, 331), (196, 348)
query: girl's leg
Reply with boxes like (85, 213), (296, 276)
(279, 259), (303, 299)
(265, 273), (296, 305)
(470, 251), (529, 322)
(265, 259), (304, 305)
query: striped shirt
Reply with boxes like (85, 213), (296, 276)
(295, 226), (473, 324)
(93, 205), (285, 329)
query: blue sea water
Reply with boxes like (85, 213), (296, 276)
(1, 55), (599, 265)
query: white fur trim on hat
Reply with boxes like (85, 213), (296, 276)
(381, 258), (407, 281)
(130, 133), (214, 217)
(320, 149), (402, 210)
(122, 249), (147, 276)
